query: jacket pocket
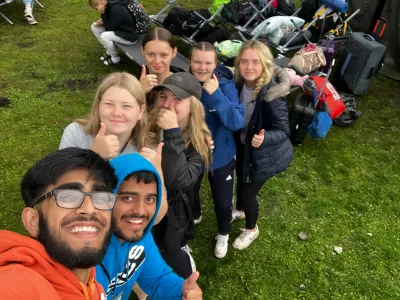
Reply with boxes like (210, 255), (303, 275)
(251, 147), (272, 171)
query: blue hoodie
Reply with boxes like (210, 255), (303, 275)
(96, 153), (184, 300)
(201, 65), (244, 171)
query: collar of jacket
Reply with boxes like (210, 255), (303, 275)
(261, 67), (291, 103)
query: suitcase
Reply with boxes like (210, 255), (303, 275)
(336, 32), (386, 95)
(289, 94), (315, 145)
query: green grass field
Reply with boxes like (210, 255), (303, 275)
(1, 0), (400, 299)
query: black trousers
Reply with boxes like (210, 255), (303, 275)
(192, 158), (236, 235)
(235, 144), (265, 230)
(161, 248), (192, 279)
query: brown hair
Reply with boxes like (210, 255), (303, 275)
(75, 72), (151, 151)
(142, 27), (176, 49)
(88, 0), (105, 9)
(189, 42), (217, 62)
(234, 40), (275, 100)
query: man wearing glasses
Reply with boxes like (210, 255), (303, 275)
(0, 147), (117, 299)
(97, 153), (203, 300)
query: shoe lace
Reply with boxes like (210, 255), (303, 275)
(238, 229), (254, 242)
(181, 245), (192, 253)
(215, 235), (228, 245)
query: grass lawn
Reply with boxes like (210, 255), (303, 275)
(1, 0), (400, 299)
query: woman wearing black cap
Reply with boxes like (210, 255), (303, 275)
(148, 72), (212, 278)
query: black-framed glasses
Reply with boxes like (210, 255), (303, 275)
(31, 189), (116, 210)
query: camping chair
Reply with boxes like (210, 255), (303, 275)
(215, 1), (310, 53)
(114, 34), (190, 71)
(325, 8), (360, 42)
(214, 0), (277, 36)
(0, 0), (15, 24)
(150, 0), (224, 45)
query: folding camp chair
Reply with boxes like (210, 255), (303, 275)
(150, 0), (224, 45)
(114, 34), (190, 71)
(215, 1), (310, 54)
(0, 0), (15, 24)
(325, 8), (360, 42)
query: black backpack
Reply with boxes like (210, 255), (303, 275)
(277, 0), (295, 16)
(163, 7), (213, 37)
(197, 24), (231, 43)
(221, 0), (258, 26)
(298, 0), (320, 23)
(126, 0), (151, 34)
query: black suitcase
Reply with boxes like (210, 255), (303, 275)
(289, 94), (315, 145)
(336, 32), (386, 95)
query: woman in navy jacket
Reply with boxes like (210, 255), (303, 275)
(189, 42), (244, 258)
(232, 40), (294, 250)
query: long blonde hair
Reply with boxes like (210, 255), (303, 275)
(234, 40), (275, 100)
(148, 95), (212, 173)
(75, 72), (151, 151)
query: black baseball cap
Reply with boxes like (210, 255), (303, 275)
(151, 72), (202, 100)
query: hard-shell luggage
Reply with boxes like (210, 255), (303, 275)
(336, 32), (386, 95)
(289, 94), (315, 145)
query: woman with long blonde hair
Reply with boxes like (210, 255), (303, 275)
(60, 72), (149, 156)
(232, 40), (294, 250)
(149, 72), (212, 279)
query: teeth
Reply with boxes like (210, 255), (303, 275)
(126, 219), (143, 224)
(68, 226), (98, 233)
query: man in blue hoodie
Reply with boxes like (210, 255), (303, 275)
(96, 152), (202, 300)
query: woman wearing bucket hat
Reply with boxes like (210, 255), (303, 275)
(149, 72), (212, 279)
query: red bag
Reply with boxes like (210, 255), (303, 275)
(308, 76), (345, 119)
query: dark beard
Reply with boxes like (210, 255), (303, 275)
(111, 213), (148, 243)
(37, 210), (111, 270)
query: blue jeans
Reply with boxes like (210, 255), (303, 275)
(23, 0), (33, 7)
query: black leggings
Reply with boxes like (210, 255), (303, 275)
(161, 248), (192, 279)
(192, 158), (236, 235)
(235, 145), (266, 230)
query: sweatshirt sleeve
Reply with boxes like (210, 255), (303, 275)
(261, 97), (291, 147)
(203, 82), (244, 131)
(161, 129), (204, 191)
(136, 234), (184, 299)
(59, 122), (90, 150)
(0, 265), (60, 299)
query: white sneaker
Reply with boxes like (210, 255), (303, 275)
(214, 234), (229, 258)
(24, 8), (37, 25)
(181, 245), (196, 273)
(231, 208), (245, 222)
(194, 215), (202, 225)
(232, 225), (259, 250)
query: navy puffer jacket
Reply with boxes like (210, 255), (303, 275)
(235, 67), (294, 183)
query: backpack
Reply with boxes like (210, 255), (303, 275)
(221, 0), (263, 26)
(197, 24), (231, 43)
(319, 38), (336, 73)
(288, 44), (326, 75)
(298, 0), (320, 23)
(210, 0), (231, 14)
(277, 0), (295, 16)
(216, 40), (243, 58)
(163, 7), (212, 37)
(126, 0), (151, 35)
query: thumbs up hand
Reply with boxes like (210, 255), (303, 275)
(202, 73), (219, 95)
(251, 129), (265, 148)
(156, 103), (179, 130)
(139, 65), (158, 94)
(182, 272), (202, 300)
(139, 142), (164, 175)
(90, 122), (120, 159)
